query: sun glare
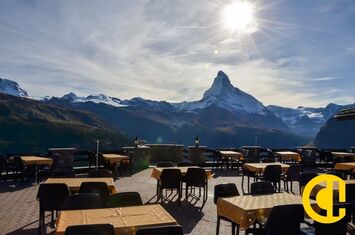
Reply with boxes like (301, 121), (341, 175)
(222, 1), (257, 34)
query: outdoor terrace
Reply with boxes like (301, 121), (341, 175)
(0, 147), (355, 235)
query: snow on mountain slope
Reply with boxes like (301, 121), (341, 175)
(61, 92), (126, 108)
(0, 78), (29, 98)
(267, 103), (355, 137)
(174, 71), (267, 115)
(268, 103), (355, 126)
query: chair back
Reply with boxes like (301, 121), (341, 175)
(157, 161), (175, 167)
(286, 164), (302, 181)
(160, 169), (182, 189)
(37, 183), (71, 211)
(326, 171), (346, 180)
(313, 203), (351, 235)
(97, 153), (106, 167)
(62, 193), (103, 210)
(135, 225), (183, 235)
(213, 183), (239, 204)
(263, 165), (282, 183)
(79, 182), (110, 205)
(0, 156), (6, 171)
(298, 172), (318, 188)
(185, 168), (206, 187)
(318, 150), (326, 161)
(88, 151), (96, 165)
(13, 156), (25, 170)
(88, 169), (113, 178)
(64, 224), (115, 235)
(346, 184), (355, 204)
(265, 204), (303, 235)
(107, 192), (143, 208)
(250, 181), (274, 195)
(51, 169), (76, 178)
(324, 151), (333, 162)
(343, 155), (353, 163)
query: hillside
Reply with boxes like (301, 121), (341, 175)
(0, 93), (129, 153)
(313, 117), (355, 148)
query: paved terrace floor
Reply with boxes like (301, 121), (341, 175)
(0, 168), (351, 235)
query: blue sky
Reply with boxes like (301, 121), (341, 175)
(0, 0), (354, 108)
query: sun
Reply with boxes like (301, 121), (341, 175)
(222, 1), (257, 34)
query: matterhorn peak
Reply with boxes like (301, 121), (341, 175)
(0, 78), (29, 98)
(203, 71), (234, 99)
(216, 70), (232, 86)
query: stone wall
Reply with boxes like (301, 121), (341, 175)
(146, 144), (184, 163)
(123, 146), (151, 173)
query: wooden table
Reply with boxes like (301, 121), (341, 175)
(219, 151), (244, 160)
(20, 156), (53, 182)
(20, 156), (53, 166)
(217, 193), (315, 230)
(55, 204), (177, 235)
(151, 167), (213, 180)
(43, 177), (117, 193)
(102, 154), (130, 164)
(244, 163), (290, 173)
(311, 179), (355, 200)
(275, 151), (301, 162)
(218, 151), (244, 170)
(335, 162), (355, 172)
(332, 152), (355, 161)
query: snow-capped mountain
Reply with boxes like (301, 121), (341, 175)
(267, 103), (355, 137)
(0, 78), (28, 98)
(61, 92), (126, 108)
(54, 71), (288, 131)
(174, 71), (267, 115)
(60, 92), (176, 112)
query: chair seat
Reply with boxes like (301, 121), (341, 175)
(299, 226), (315, 235)
(245, 227), (265, 235)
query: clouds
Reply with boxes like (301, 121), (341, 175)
(0, 0), (354, 107)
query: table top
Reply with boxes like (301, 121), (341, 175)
(275, 151), (302, 161)
(20, 156), (53, 166)
(317, 179), (355, 190)
(219, 150), (243, 155)
(217, 193), (313, 230)
(55, 204), (177, 235)
(219, 151), (243, 159)
(335, 162), (355, 171)
(102, 154), (130, 164)
(244, 163), (290, 173)
(311, 179), (355, 199)
(275, 151), (299, 155)
(151, 167), (213, 179)
(103, 154), (130, 159)
(44, 177), (116, 193)
(332, 152), (355, 157)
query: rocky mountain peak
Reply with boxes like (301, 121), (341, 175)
(203, 70), (234, 98)
(0, 78), (29, 97)
(62, 92), (79, 101)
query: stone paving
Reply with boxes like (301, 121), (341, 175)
(0, 168), (351, 235)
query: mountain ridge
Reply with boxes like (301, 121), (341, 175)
(0, 71), (353, 148)
(0, 93), (129, 152)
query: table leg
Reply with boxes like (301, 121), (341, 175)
(35, 165), (38, 183)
